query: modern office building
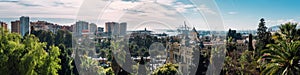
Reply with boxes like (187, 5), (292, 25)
(11, 20), (20, 34)
(0, 21), (8, 30)
(20, 16), (30, 36)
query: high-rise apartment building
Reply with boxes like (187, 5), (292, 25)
(112, 23), (119, 36)
(105, 22), (127, 36)
(119, 22), (127, 36)
(89, 23), (97, 34)
(20, 16), (30, 36)
(105, 22), (118, 34)
(75, 21), (89, 36)
(11, 20), (20, 34)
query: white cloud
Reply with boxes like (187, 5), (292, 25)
(266, 19), (299, 26)
(0, 0), (18, 2)
(0, 0), (196, 19)
(0, 0), (84, 18)
(228, 12), (238, 15)
(16, 0), (83, 7)
(0, 0), (213, 30)
(97, 1), (185, 30)
(196, 4), (216, 15)
(156, 0), (175, 6)
(173, 2), (194, 13)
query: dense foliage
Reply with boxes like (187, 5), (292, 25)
(0, 27), (61, 75)
(259, 22), (300, 75)
(31, 29), (75, 75)
(255, 18), (272, 57)
(222, 19), (300, 75)
(152, 63), (179, 75)
(2, 18), (300, 75)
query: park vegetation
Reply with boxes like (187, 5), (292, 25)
(1, 18), (300, 75)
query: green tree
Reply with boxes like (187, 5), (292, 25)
(110, 40), (127, 74)
(248, 34), (254, 51)
(58, 44), (74, 75)
(255, 18), (272, 58)
(273, 22), (298, 43)
(0, 27), (61, 75)
(16, 35), (48, 75)
(0, 27), (24, 75)
(31, 30), (55, 49)
(79, 55), (106, 75)
(152, 63), (179, 75)
(55, 30), (72, 48)
(39, 46), (61, 75)
(238, 50), (259, 75)
(259, 41), (300, 75)
(31, 29), (74, 75)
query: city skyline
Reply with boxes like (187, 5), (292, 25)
(0, 0), (300, 30)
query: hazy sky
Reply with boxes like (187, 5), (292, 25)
(0, 0), (300, 30)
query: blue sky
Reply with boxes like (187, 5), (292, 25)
(0, 0), (300, 30)
(216, 0), (300, 29)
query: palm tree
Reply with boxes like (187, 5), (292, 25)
(274, 22), (298, 43)
(259, 41), (300, 75)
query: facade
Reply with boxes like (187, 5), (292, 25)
(112, 23), (119, 36)
(11, 20), (20, 34)
(30, 21), (52, 31)
(105, 22), (118, 35)
(89, 23), (97, 34)
(173, 22), (202, 74)
(75, 21), (89, 36)
(119, 22), (127, 36)
(61, 25), (73, 31)
(0, 21), (8, 30)
(31, 21), (68, 33)
(189, 27), (200, 43)
(83, 22), (89, 30)
(20, 16), (30, 36)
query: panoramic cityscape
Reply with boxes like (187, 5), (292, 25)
(1, 0), (300, 75)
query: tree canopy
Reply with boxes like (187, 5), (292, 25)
(0, 27), (61, 75)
